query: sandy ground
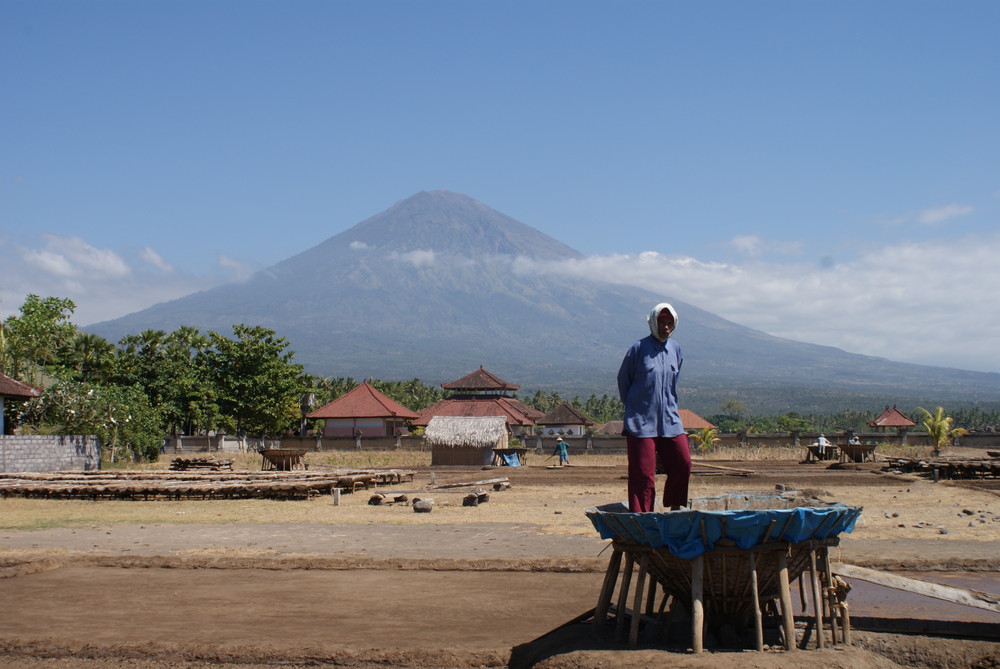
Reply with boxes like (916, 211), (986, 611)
(1, 456), (999, 668)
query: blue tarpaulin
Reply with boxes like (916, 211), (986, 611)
(499, 451), (521, 467)
(586, 497), (862, 560)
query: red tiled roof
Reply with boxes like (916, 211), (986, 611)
(536, 402), (595, 426)
(594, 410), (715, 434)
(868, 405), (916, 428)
(0, 373), (41, 399)
(413, 396), (539, 427)
(594, 420), (624, 435)
(678, 409), (716, 430)
(307, 382), (419, 420)
(441, 366), (519, 391)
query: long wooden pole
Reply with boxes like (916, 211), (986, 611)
(777, 550), (797, 651)
(749, 552), (764, 652)
(834, 563), (1000, 613)
(594, 548), (623, 628)
(691, 554), (705, 653)
(809, 549), (825, 649)
(630, 555), (649, 645)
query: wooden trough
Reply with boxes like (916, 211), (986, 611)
(586, 494), (862, 652)
(259, 448), (308, 471)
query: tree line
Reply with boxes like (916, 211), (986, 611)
(2, 294), (989, 462)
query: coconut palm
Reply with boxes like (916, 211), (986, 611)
(690, 427), (719, 452)
(917, 406), (968, 457)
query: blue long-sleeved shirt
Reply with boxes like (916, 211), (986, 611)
(617, 335), (684, 438)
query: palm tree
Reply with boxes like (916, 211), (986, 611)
(70, 332), (115, 383)
(917, 406), (968, 457)
(689, 427), (719, 452)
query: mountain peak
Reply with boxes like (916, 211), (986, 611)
(336, 190), (582, 260)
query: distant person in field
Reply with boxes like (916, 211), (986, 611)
(553, 436), (569, 466)
(813, 433), (831, 455)
(617, 302), (691, 512)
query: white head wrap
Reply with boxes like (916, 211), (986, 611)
(647, 302), (678, 342)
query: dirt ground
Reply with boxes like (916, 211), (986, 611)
(1, 456), (999, 668)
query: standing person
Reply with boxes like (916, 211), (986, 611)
(553, 436), (570, 466)
(617, 303), (692, 512)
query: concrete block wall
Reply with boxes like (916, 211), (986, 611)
(0, 435), (101, 473)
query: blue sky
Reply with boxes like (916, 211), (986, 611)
(3, 1), (999, 373)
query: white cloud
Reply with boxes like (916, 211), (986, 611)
(389, 249), (436, 268)
(514, 233), (1000, 373)
(139, 246), (174, 272)
(21, 247), (77, 277)
(728, 234), (804, 257)
(349, 240), (369, 250)
(0, 234), (248, 326)
(42, 234), (131, 278)
(19, 235), (132, 280)
(729, 235), (763, 256)
(918, 203), (974, 224)
(216, 254), (255, 281)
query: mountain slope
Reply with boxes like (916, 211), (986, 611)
(88, 190), (1000, 413)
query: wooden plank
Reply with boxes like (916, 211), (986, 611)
(430, 477), (508, 489)
(834, 563), (1000, 613)
(690, 460), (753, 474)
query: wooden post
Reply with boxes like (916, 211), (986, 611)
(691, 554), (705, 653)
(820, 547), (841, 645)
(615, 554), (635, 640)
(749, 551), (764, 652)
(645, 579), (657, 616)
(594, 549), (623, 628)
(630, 555), (649, 645)
(777, 550), (797, 651)
(809, 549), (825, 649)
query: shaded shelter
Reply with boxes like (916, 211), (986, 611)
(868, 405), (917, 444)
(424, 415), (511, 466)
(307, 381), (419, 437)
(413, 367), (541, 437)
(0, 373), (41, 435)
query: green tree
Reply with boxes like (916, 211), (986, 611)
(69, 332), (116, 383)
(112, 327), (217, 435)
(1, 295), (78, 382)
(775, 411), (814, 432)
(689, 427), (719, 451)
(201, 325), (304, 435)
(918, 406), (968, 456)
(18, 380), (163, 462)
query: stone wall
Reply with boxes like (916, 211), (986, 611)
(0, 435), (101, 473)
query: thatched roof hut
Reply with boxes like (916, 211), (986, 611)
(424, 416), (510, 466)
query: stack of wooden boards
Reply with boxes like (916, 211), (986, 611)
(884, 455), (1000, 479)
(0, 468), (416, 501)
(169, 457), (233, 471)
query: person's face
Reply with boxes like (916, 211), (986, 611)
(656, 311), (675, 339)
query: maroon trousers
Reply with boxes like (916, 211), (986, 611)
(626, 433), (692, 512)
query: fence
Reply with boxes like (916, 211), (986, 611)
(161, 431), (1000, 455)
(0, 434), (101, 473)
